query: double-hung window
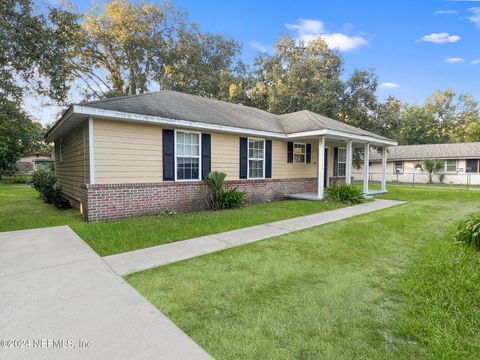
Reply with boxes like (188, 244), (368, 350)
(445, 159), (457, 173)
(175, 131), (201, 180)
(293, 143), (306, 163)
(466, 159), (479, 173)
(337, 148), (346, 176)
(248, 138), (264, 178)
(394, 161), (403, 174)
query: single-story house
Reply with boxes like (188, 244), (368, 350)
(352, 142), (480, 185)
(16, 153), (54, 174)
(46, 90), (396, 221)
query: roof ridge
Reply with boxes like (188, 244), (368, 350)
(79, 91), (165, 106)
(301, 110), (327, 128)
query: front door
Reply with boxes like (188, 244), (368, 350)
(324, 148), (328, 188)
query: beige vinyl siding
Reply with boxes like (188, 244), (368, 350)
(272, 139), (317, 178)
(93, 119), (163, 184)
(91, 120), (328, 184)
(211, 132), (240, 179)
(55, 122), (89, 204)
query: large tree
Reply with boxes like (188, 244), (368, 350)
(399, 90), (480, 145)
(0, 0), (78, 102)
(0, 0), (76, 174)
(248, 36), (344, 117)
(0, 99), (50, 176)
(338, 69), (378, 130)
(72, 0), (242, 99)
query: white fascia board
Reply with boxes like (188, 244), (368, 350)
(286, 129), (398, 146)
(74, 105), (286, 139)
(45, 105), (74, 142)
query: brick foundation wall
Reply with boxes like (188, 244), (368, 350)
(81, 178), (317, 222)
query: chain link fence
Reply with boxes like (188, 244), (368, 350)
(353, 172), (480, 190)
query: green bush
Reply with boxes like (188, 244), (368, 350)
(29, 168), (71, 209)
(206, 171), (246, 210)
(454, 214), (480, 250)
(221, 188), (246, 209)
(325, 183), (364, 205)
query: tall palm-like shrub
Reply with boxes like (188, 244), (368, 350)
(415, 159), (444, 184)
(206, 171), (226, 210)
(205, 171), (245, 210)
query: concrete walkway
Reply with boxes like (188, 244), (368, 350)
(104, 199), (405, 276)
(0, 226), (212, 360)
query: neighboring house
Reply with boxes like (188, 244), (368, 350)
(16, 153), (54, 175)
(46, 90), (396, 221)
(352, 142), (480, 185)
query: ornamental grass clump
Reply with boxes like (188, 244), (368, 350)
(325, 183), (364, 205)
(454, 214), (480, 250)
(206, 171), (245, 210)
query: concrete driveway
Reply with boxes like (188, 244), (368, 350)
(0, 226), (211, 360)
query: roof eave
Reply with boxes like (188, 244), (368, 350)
(286, 129), (397, 146)
(47, 105), (397, 146)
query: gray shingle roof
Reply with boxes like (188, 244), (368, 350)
(279, 110), (391, 140)
(79, 90), (391, 141)
(370, 142), (480, 161)
(82, 91), (283, 133)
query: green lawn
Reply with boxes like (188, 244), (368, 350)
(0, 183), (344, 256)
(127, 187), (480, 359)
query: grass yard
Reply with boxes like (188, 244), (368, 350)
(127, 187), (480, 359)
(0, 183), (344, 256)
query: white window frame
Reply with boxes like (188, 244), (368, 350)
(59, 137), (64, 162)
(174, 129), (202, 182)
(247, 137), (265, 179)
(394, 160), (404, 174)
(445, 159), (457, 173)
(337, 147), (347, 176)
(293, 142), (307, 164)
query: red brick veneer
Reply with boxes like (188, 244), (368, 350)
(81, 178), (317, 222)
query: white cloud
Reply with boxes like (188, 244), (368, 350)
(285, 18), (368, 51)
(249, 42), (272, 53)
(471, 59), (480, 64)
(379, 82), (399, 89)
(468, 7), (480, 27)
(433, 10), (458, 15)
(419, 32), (461, 44)
(445, 57), (465, 63)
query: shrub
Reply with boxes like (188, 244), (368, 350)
(206, 171), (246, 210)
(454, 214), (480, 250)
(325, 183), (364, 205)
(29, 168), (71, 209)
(221, 188), (246, 209)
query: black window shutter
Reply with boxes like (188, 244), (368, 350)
(306, 144), (312, 163)
(287, 142), (293, 163)
(239, 137), (248, 179)
(162, 129), (175, 181)
(333, 147), (339, 176)
(201, 133), (211, 179)
(265, 140), (272, 178)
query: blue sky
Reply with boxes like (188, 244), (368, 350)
(31, 0), (480, 124)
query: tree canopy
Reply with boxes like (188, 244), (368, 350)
(1, 0), (480, 176)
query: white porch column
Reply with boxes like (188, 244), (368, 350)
(317, 136), (325, 199)
(381, 145), (387, 191)
(346, 140), (353, 184)
(363, 143), (370, 194)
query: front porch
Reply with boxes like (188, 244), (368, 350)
(284, 134), (393, 200)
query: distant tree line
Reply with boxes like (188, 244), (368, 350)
(1, 0), (479, 175)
